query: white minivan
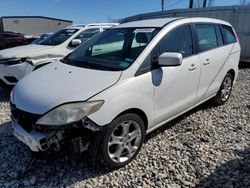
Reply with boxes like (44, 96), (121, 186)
(0, 23), (117, 86)
(10, 17), (240, 169)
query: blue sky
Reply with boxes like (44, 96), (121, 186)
(0, 0), (247, 23)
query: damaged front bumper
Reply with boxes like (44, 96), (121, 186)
(11, 115), (105, 155)
(12, 118), (48, 152)
(10, 101), (106, 164)
(0, 61), (34, 86)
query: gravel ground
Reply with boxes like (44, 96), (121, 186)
(0, 66), (249, 188)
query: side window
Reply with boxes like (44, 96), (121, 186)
(222, 25), (237, 44)
(75, 28), (100, 43)
(215, 25), (223, 46)
(160, 25), (193, 58)
(195, 24), (218, 52)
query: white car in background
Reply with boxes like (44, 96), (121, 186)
(10, 17), (240, 169)
(0, 23), (117, 86)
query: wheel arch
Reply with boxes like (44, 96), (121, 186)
(227, 69), (235, 82)
(115, 108), (149, 131)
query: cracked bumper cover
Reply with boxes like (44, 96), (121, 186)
(12, 118), (46, 152)
(11, 115), (105, 153)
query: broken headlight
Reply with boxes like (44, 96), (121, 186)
(36, 101), (104, 126)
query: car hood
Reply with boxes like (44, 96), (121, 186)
(12, 61), (122, 114)
(0, 44), (54, 59)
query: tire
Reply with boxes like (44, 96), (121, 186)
(98, 113), (145, 169)
(212, 73), (233, 105)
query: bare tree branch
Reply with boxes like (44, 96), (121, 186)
(192, 0), (214, 8)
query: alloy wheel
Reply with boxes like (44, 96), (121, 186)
(221, 76), (232, 102)
(107, 120), (142, 163)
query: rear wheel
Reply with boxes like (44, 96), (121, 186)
(98, 113), (145, 169)
(212, 73), (233, 105)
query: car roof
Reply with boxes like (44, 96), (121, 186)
(115, 17), (231, 28)
(115, 17), (181, 28)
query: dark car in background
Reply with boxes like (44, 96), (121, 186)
(0, 32), (28, 50)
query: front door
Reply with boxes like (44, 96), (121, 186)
(154, 24), (201, 125)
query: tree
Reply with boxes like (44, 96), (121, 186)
(207, 0), (214, 7)
(192, 0), (214, 8)
(189, 0), (194, 8)
(161, 0), (165, 11)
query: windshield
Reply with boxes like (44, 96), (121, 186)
(39, 29), (78, 46)
(62, 27), (160, 71)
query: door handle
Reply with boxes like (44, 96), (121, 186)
(203, 58), (211, 65)
(189, 64), (197, 71)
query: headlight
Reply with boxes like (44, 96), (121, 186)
(36, 100), (104, 126)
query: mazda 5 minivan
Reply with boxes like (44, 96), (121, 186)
(10, 17), (240, 169)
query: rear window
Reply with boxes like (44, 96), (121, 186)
(222, 25), (237, 44)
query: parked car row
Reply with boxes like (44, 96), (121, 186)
(1, 17), (241, 169)
(0, 23), (117, 86)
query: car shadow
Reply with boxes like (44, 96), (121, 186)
(196, 148), (250, 187)
(0, 87), (11, 102)
(145, 100), (214, 142)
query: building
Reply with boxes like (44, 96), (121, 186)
(122, 6), (250, 61)
(0, 16), (73, 36)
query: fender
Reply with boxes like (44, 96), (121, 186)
(88, 75), (155, 129)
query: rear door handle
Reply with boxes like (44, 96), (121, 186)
(189, 64), (198, 71)
(203, 58), (211, 65)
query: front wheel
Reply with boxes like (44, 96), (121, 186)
(98, 113), (145, 169)
(212, 73), (233, 105)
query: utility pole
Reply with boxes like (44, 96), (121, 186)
(161, 0), (164, 11)
(189, 0), (193, 8)
(203, 0), (207, 7)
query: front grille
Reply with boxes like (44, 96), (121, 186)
(10, 102), (41, 132)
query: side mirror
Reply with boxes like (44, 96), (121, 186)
(70, 39), (82, 47)
(158, 52), (183, 66)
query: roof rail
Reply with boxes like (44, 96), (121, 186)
(85, 23), (118, 27)
(67, 23), (118, 28)
(67, 24), (86, 28)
